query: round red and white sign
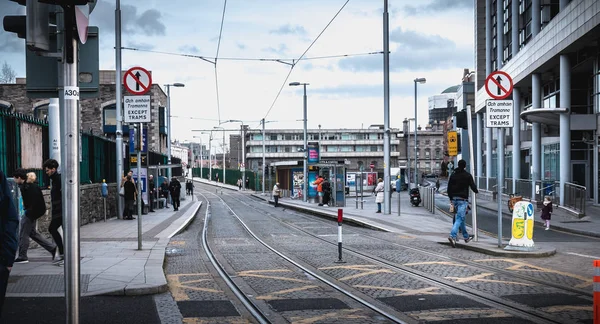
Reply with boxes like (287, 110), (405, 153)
(485, 71), (513, 100)
(123, 66), (152, 95)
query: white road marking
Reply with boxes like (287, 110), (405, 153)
(566, 252), (600, 259)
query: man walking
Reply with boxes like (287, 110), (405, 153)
(169, 177), (182, 211)
(0, 170), (19, 317)
(13, 170), (56, 263)
(122, 174), (137, 220)
(447, 159), (478, 247)
(43, 159), (65, 262)
(272, 182), (281, 207)
(148, 175), (156, 212)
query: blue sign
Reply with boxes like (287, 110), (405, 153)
(308, 146), (319, 164)
(526, 203), (534, 217)
(129, 128), (148, 153)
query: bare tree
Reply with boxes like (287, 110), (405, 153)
(0, 61), (16, 84)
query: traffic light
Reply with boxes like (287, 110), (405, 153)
(454, 109), (468, 129)
(3, 0), (51, 51)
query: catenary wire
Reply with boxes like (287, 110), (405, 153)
(214, 0), (228, 124)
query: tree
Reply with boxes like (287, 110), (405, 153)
(0, 61), (16, 84)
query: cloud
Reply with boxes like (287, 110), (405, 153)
(179, 45), (201, 53)
(403, 0), (473, 15)
(338, 27), (472, 72)
(269, 24), (308, 36)
(236, 43), (246, 50)
(89, 2), (166, 36)
(127, 42), (155, 50)
(262, 44), (289, 55)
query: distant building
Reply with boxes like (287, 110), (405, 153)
(428, 86), (458, 125)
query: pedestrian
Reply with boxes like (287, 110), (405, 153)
(447, 161), (454, 177)
(169, 177), (182, 211)
(215, 173), (219, 182)
(0, 169), (19, 318)
(188, 180), (194, 198)
(123, 174), (137, 220)
(312, 175), (324, 206)
(272, 182), (281, 207)
(13, 170), (56, 263)
(161, 178), (170, 208)
(447, 159), (478, 247)
(237, 178), (242, 190)
(42, 159), (65, 262)
(374, 178), (384, 213)
(148, 175), (156, 212)
(245, 177), (249, 190)
(435, 178), (440, 192)
(322, 178), (331, 207)
(541, 196), (552, 230)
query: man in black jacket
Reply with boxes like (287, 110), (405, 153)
(123, 175), (137, 220)
(148, 175), (156, 212)
(447, 159), (478, 247)
(0, 169), (19, 317)
(43, 159), (64, 262)
(13, 170), (56, 263)
(169, 177), (182, 211)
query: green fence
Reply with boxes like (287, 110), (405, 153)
(191, 167), (259, 190)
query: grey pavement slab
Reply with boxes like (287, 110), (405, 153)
(8, 197), (202, 297)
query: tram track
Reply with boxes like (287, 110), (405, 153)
(195, 183), (590, 323)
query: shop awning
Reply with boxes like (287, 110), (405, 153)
(520, 108), (568, 126)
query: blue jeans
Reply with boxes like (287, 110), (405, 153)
(450, 199), (470, 240)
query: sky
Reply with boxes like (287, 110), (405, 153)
(0, 0), (474, 150)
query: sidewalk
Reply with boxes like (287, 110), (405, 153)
(7, 196), (202, 297)
(252, 192), (558, 258)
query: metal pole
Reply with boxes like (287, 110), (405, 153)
(48, 98), (61, 164)
(383, 0), (391, 214)
(303, 84), (308, 203)
(115, 0), (124, 220)
(222, 129), (226, 185)
(166, 85), (172, 180)
(414, 81), (418, 187)
(497, 128), (504, 248)
(241, 124), (246, 190)
(335, 209), (345, 263)
(466, 105), (478, 241)
(199, 137), (203, 179)
(137, 124), (142, 250)
(209, 134), (212, 181)
(262, 119), (266, 194)
(63, 18), (80, 323)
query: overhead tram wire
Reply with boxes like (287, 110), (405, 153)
(260, 0), (351, 121)
(214, 0), (228, 124)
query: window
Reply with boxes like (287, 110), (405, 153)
(416, 140), (420, 146)
(250, 147), (263, 153)
(355, 146), (367, 152)
(34, 104), (49, 120)
(252, 134), (263, 141)
(341, 133), (351, 140)
(416, 150), (420, 157)
(269, 134), (278, 141)
(104, 105), (116, 126)
(425, 140), (430, 145)
(327, 146), (338, 152)
(369, 133), (378, 140)
(284, 134), (292, 140)
(425, 150), (430, 158)
(370, 146), (378, 152)
(340, 146), (352, 152)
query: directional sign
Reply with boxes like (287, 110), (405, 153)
(486, 100), (514, 128)
(447, 130), (458, 156)
(485, 71), (513, 100)
(123, 66), (152, 95)
(129, 127), (148, 153)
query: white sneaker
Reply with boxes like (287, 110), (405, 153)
(545, 227), (549, 231)
(323, 204), (328, 207)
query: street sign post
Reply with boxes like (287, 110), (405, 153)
(486, 70), (514, 248)
(447, 131), (458, 156)
(123, 66), (152, 96)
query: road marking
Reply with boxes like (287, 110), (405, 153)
(319, 265), (394, 281)
(475, 258), (592, 288)
(404, 261), (468, 267)
(183, 317), (248, 324)
(353, 285), (442, 296)
(445, 272), (534, 286)
(255, 285), (319, 300)
(167, 274), (222, 301)
(237, 269), (310, 283)
(289, 310), (365, 324)
(409, 308), (510, 321)
(566, 252), (600, 259)
(538, 305), (593, 313)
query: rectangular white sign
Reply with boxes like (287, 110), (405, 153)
(124, 95), (151, 123)
(486, 99), (513, 128)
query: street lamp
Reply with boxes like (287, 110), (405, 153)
(413, 77), (426, 187)
(165, 82), (185, 180)
(289, 81), (309, 202)
(214, 126), (226, 184)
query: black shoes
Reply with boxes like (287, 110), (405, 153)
(464, 235), (474, 243)
(448, 237), (457, 248)
(50, 247), (57, 260)
(375, 210), (381, 213)
(14, 257), (29, 264)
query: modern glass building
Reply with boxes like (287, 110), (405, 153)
(474, 0), (599, 207)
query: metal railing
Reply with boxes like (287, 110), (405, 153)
(419, 185), (436, 214)
(477, 176), (486, 191)
(514, 179), (533, 199)
(564, 182), (586, 215)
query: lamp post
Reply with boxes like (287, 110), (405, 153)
(413, 78), (426, 187)
(165, 82), (185, 180)
(406, 117), (415, 184)
(214, 126), (226, 184)
(289, 82), (309, 202)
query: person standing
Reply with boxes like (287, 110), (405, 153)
(13, 170), (56, 263)
(214, 173), (219, 183)
(188, 180), (194, 200)
(169, 177), (182, 211)
(374, 178), (384, 213)
(43, 159), (65, 262)
(541, 196), (552, 230)
(0, 169), (19, 317)
(245, 177), (249, 190)
(435, 178), (440, 192)
(148, 175), (156, 212)
(123, 174), (137, 220)
(322, 178), (331, 207)
(272, 182), (281, 207)
(312, 175), (324, 206)
(237, 178), (242, 190)
(161, 178), (170, 208)
(447, 159), (478, 247)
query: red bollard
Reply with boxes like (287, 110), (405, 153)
(594, 260), (599, 324)
(334, 209), (345, 263)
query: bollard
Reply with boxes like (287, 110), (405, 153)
(594, 260), (599, 324)
(103, 197), (107, 222)
(334, 209), (345, 263)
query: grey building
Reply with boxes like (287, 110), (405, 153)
(475, 0), (598, 207)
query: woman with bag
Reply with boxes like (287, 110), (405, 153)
(374, 178), (384, 213)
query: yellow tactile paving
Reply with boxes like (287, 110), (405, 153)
(352, 285), (443, 296)
(475, 259), (592, 288)
(237, 269), (310, 283)
(167, 273), (223, 301)
(255, 285), (320, 300)
(444, 272), (534, 286)
(289, 309), (366, 324)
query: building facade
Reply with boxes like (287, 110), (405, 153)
(428, 86), (459, 125)
(474, 0), (599, 205)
